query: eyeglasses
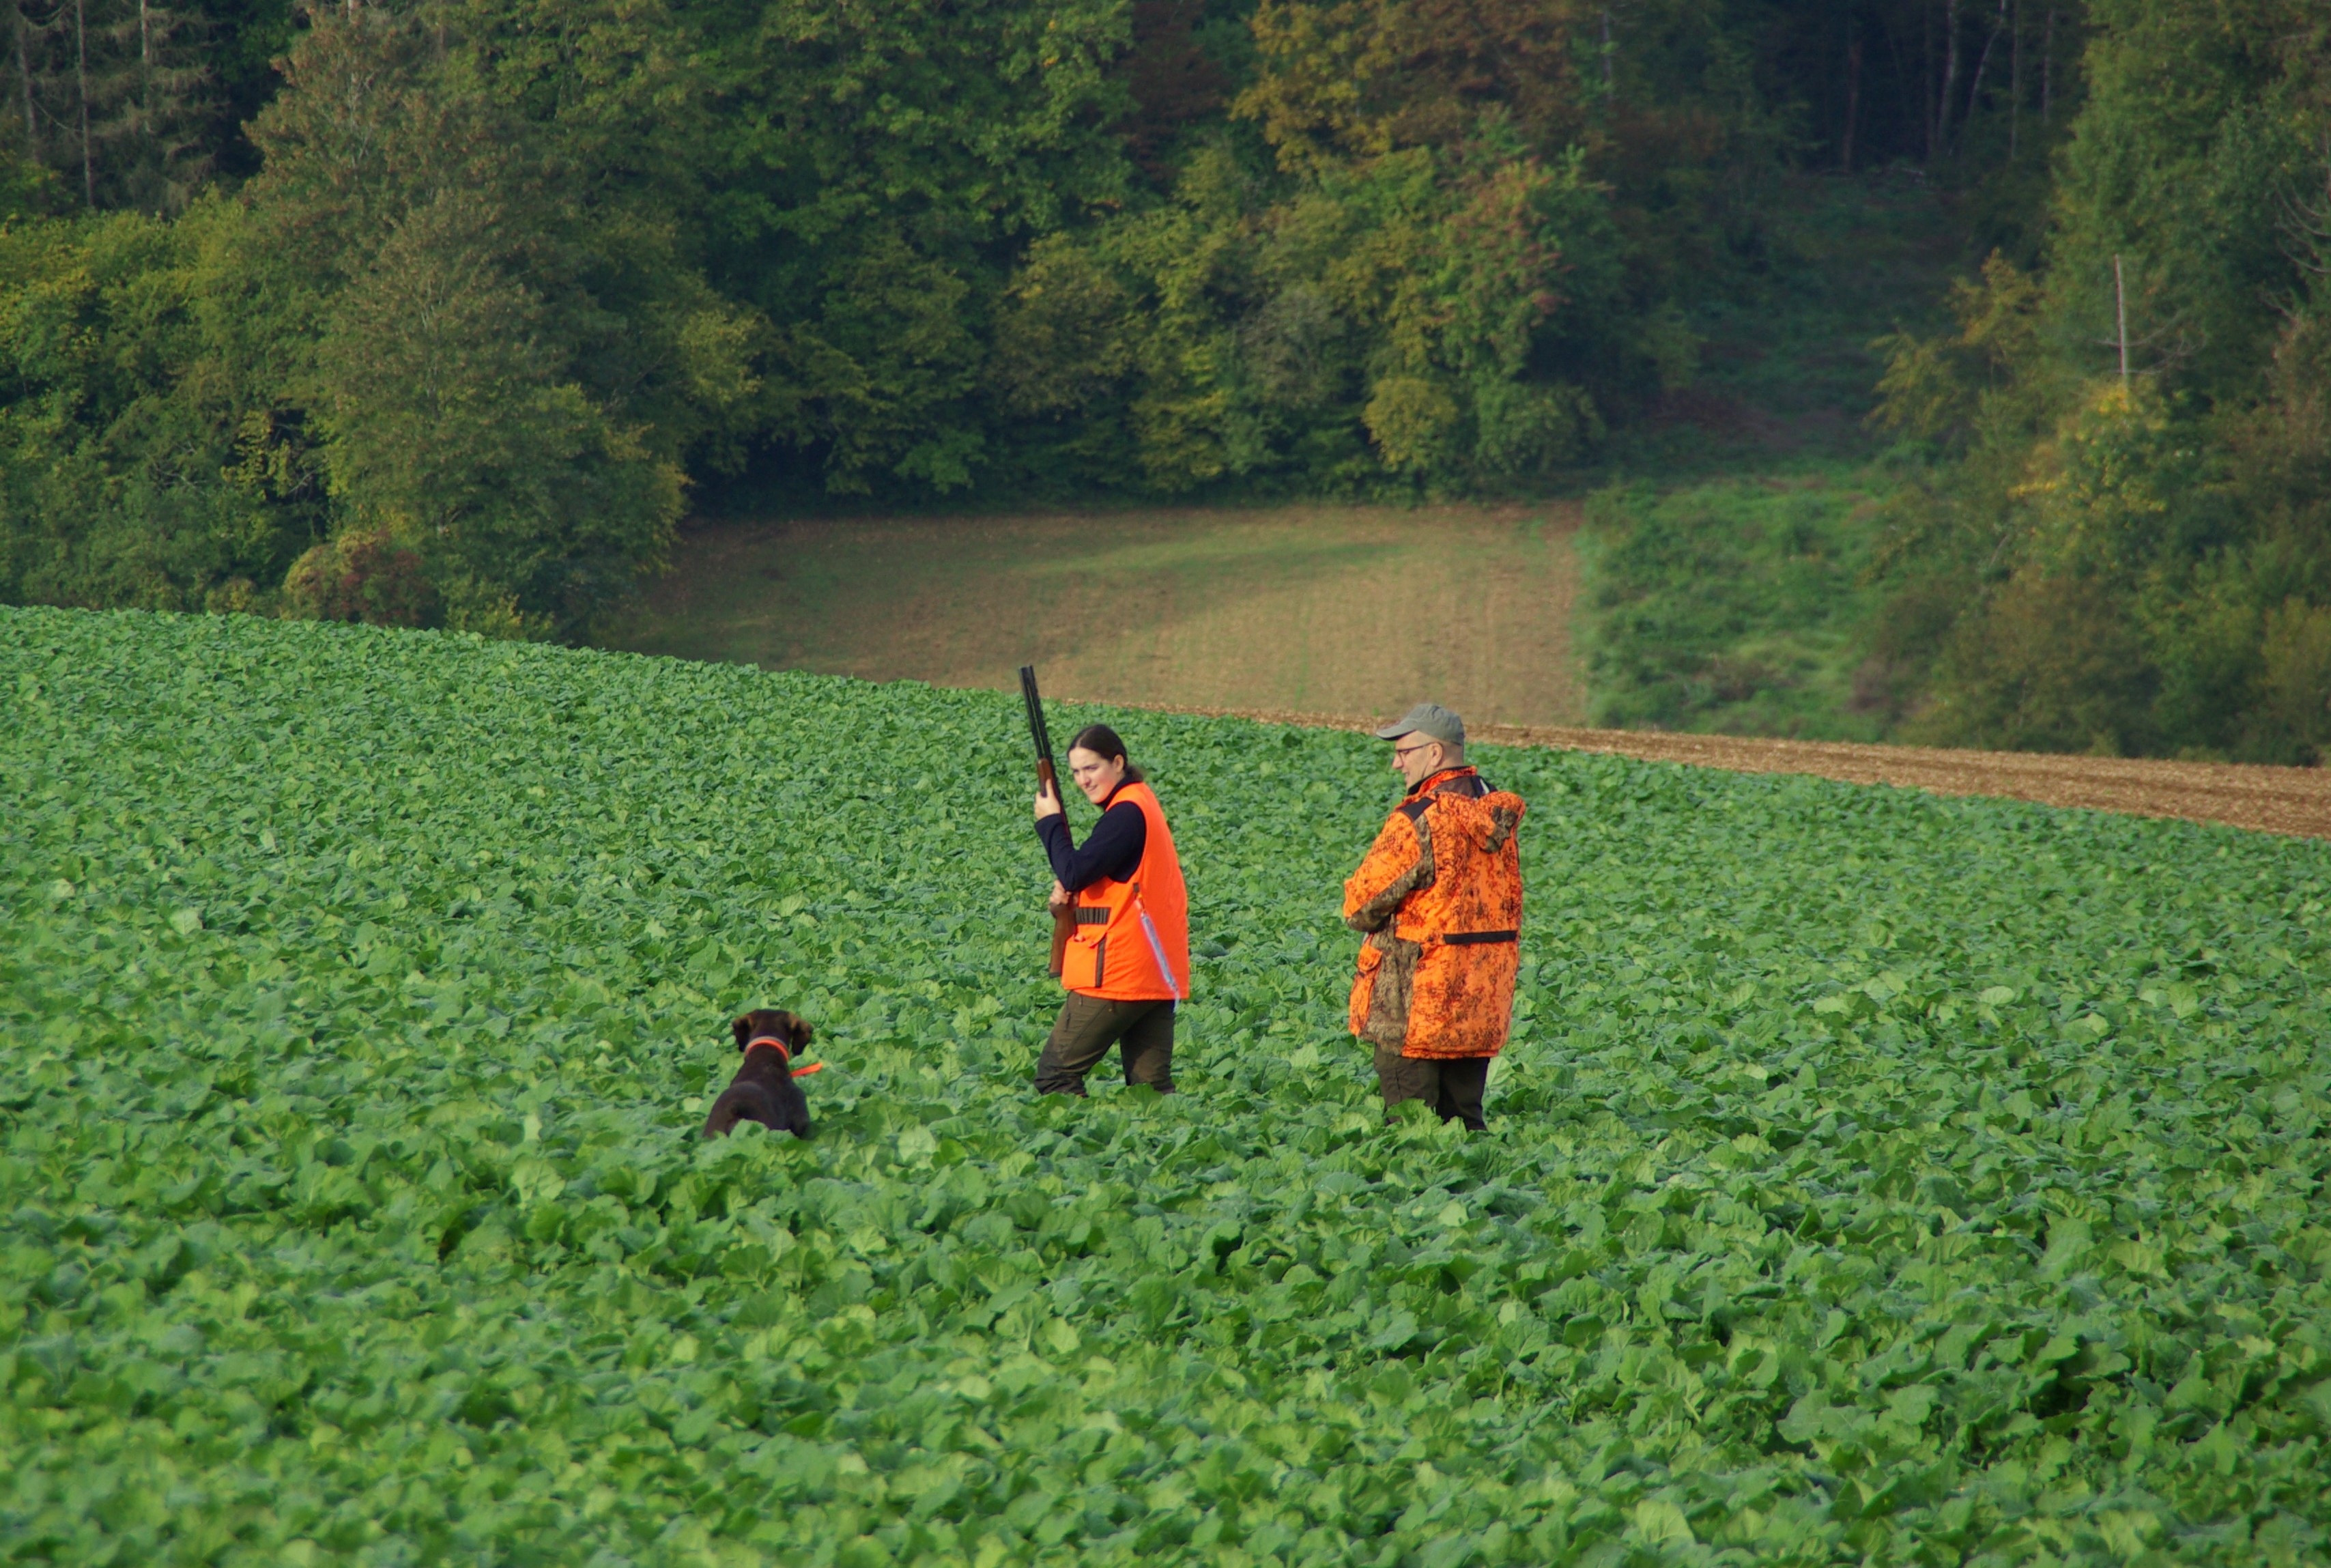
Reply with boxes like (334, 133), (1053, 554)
(1392, 743), (1439, 761)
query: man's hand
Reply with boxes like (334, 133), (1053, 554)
(1048, 879), (1070, 909)
(1034, 785), (1063, 823)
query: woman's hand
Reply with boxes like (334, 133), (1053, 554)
(1034, 785), (1063, 823)
(1048, 880), (1070, 909)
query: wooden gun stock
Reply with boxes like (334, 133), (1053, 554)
(1021, 665), (1074, 978)
(1037, 758), (1074, 978)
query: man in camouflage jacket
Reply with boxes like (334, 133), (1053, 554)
(1343, 703), (1526, 1130)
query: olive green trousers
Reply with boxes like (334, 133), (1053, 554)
(1035, 994), (1176, 1096)
(1373, 1045), (1489, 1130)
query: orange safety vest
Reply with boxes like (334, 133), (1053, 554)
(1345, 768), (1525, 1058)
(1061, 780), (1191, 1002)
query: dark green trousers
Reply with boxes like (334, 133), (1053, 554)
(1035, 994), (1176, 1096)
(1374, 1045), (1489, 1130)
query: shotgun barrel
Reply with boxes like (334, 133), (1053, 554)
(1019, 666), (1076, 978)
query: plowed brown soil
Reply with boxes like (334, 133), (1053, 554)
(1137, 704), (2331, 841)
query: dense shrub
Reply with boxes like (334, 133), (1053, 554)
(278, 531), (441, 629)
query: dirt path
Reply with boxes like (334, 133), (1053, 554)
(607, 503), (1586, 726)
(1141, 704), (2331, 840)
(1495, 726), (2331, 839)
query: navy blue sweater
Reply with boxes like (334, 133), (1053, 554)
(1037, 783), (1146, 893)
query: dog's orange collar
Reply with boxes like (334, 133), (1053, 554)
(745, 1036), (824, 1077)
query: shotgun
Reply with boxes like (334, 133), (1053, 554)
(1020, 664), (1076, 978)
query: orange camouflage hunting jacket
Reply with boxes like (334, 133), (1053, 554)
(1342, 767), (1526, 1059)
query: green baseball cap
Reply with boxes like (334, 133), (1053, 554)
(1373, 702), (1465, 747)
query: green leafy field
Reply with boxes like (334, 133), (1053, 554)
(5, 606), (2329, 1567)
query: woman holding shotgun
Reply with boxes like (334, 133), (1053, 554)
(1030, 719), (1191, 1096)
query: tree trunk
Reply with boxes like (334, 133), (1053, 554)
(73, 0), (90, 205)
(2042, 5), (2055, 123)
(136, 0), (148, 169)
(1956, 0), (2010, 157)
(2115, 254), (2129, 384)
(1842, 31), (1862, 175)
(2009, 0), (2020, 159)
(1882, 11), (1918, 173)
(1933, 0), (1963, 163)
(1922, 0), (1936, 161)
(14, 3), (36, 154)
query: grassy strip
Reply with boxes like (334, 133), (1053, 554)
(603, 503), (1586, 728)
(1577, 465), (1904, 739)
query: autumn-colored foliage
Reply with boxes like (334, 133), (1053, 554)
(0, 0), (1818, 633)
(278, 531), (440, 630)
(1867, 0), (2331, 759)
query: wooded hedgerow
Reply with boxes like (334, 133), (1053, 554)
(1864, 0), (2331, 764)
(0, 0), (2016, 640)
(4, 0), (2330, 770)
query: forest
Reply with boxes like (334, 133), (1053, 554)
(1, 0), (2327, 759)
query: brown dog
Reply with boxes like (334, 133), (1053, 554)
(702, 1008), (818, 1139)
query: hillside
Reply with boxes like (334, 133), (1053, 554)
(5, 607), (2330, 1564)
(604, 502), (1585, 728)
(609, 175), (1964, 747)
(9, 1), (2326, 764)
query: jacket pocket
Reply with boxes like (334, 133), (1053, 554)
(1065, 926), (1105, 990)
(1361, 935), (1421, 1050)
(1348, 943), (1382, 1036)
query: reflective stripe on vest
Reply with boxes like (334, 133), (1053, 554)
(1063, 781), (1191, 1001)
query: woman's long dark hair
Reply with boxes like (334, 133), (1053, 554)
(1068, 723), (1145, 783)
